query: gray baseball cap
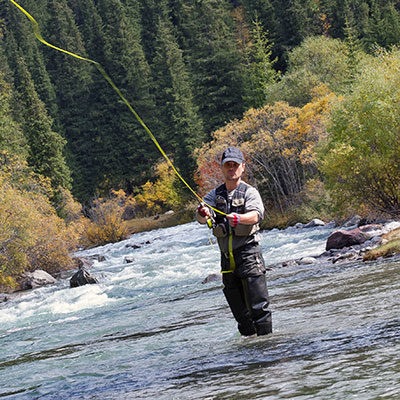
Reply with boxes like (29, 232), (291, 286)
(221, 147), (244, 165)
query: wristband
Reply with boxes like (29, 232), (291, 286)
(232, 213), (240, 227)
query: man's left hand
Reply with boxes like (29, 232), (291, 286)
(226, 213), (240, 228)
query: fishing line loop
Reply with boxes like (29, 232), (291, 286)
(8, 0), (226, 217)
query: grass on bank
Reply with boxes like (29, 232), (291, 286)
(363, 227), (400, 261)
(125, 207), (195, 235)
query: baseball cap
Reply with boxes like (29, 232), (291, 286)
(221, 147), (244, 165)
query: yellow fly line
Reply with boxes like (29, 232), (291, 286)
(8, 0), (227, 217)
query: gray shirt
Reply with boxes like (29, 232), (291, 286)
(202, 181), (264, 253)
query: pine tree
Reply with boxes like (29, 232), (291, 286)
(241, 17), (279, 109)
(174, 0), (246, 136)
(2, 0), (59, 126)
(137, 0), (159, 63)
(64, 0), (111, 201)
(151, 4), (204, 188)
(343, 13), (362, 85)
(0, 51), (27, 158)
(94, 0), (159, 193)
(241, 0), (279, 49)
(40, 0), (99, 202)
(12, 56), (71, 190)
(288, 0), (323, 38)
(365, 1), (400, 50)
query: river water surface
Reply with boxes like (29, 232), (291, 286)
(1, 222), (400, 399)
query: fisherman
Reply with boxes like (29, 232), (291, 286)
(196, 147), (272, 336)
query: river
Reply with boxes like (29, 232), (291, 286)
(1, 221), (400, 399)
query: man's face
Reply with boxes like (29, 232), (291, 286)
(221, 161), (245, 182)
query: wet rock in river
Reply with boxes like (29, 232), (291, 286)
(332, 250), (359, 264)
(0, 294), (9, 303)
(70, 268), (98, 288)
(342, 215), (362, 227)
(304, 219), (326, 228)
(18, 270), (57, 291)
(202, 273), (221, 284)
(326, 228), (368, 251)
(298, 257), (317, 265)
(282, 260), (298, 267)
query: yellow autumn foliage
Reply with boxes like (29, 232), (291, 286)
(0, 153), (81, 290)
(82, 189), (132, 247)
(195, 86), (338, 213)
(134, 160), (180, 215)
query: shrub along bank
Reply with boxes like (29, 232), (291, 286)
(0, 153), (84, 291)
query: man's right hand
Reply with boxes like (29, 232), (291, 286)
(197, 203), (210, 218)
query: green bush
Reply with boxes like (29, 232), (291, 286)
(318, 48), (400, 217)
(266, 36), (364, 106)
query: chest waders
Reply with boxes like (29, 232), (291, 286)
(211, 182), (272, 336)
(212, 182), (249, 274)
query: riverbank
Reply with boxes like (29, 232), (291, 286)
(3, 212), (399, 298)
(125, 208), (193, 235)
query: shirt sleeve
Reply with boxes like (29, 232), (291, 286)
(202, 189), (217, 209)
(244, 187), (264, 220)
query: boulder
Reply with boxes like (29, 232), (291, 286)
(0, 294), (9, 303)
(282, 260), (298, 267)
(298, 257), (317, 265)
(342, 215), (362, 227)
(332, 250), (359, 264)
(304, 219), (326, 228)
(201, 273), (221, 284)
(18, 270), (57, 291)
(70, 268), (98, 288)
(124, 257), (134, 264)
(326, 228), (368, 251)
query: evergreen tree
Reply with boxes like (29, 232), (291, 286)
(95, 0), (159, 193)
(137, 0), (159, 63)
(41, 0), (98, 201)
(176, 0), (246, 136)
(65, 0), (111, 201)
(319, 0), (349, 38)
(269, 0), (303, 70)
(288, 0), (323, 39)
(241, 0), (281, 66)
(151, 4), (204, 187)
(343, 13), (362, 85)
(241, 17), (279, 109)
(364, 1), (400, 50)
(2, 0), (59, 125)
(12, 56), (71, 190)
(0, 59), (27, 157)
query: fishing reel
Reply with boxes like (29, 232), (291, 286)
(206, 217), (214, 229)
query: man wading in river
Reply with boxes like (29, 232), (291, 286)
(196, 147), (272, 336)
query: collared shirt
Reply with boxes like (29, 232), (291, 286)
(202, 181), (264, 253)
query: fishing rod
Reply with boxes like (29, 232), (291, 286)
(8, 0), (226, 222)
